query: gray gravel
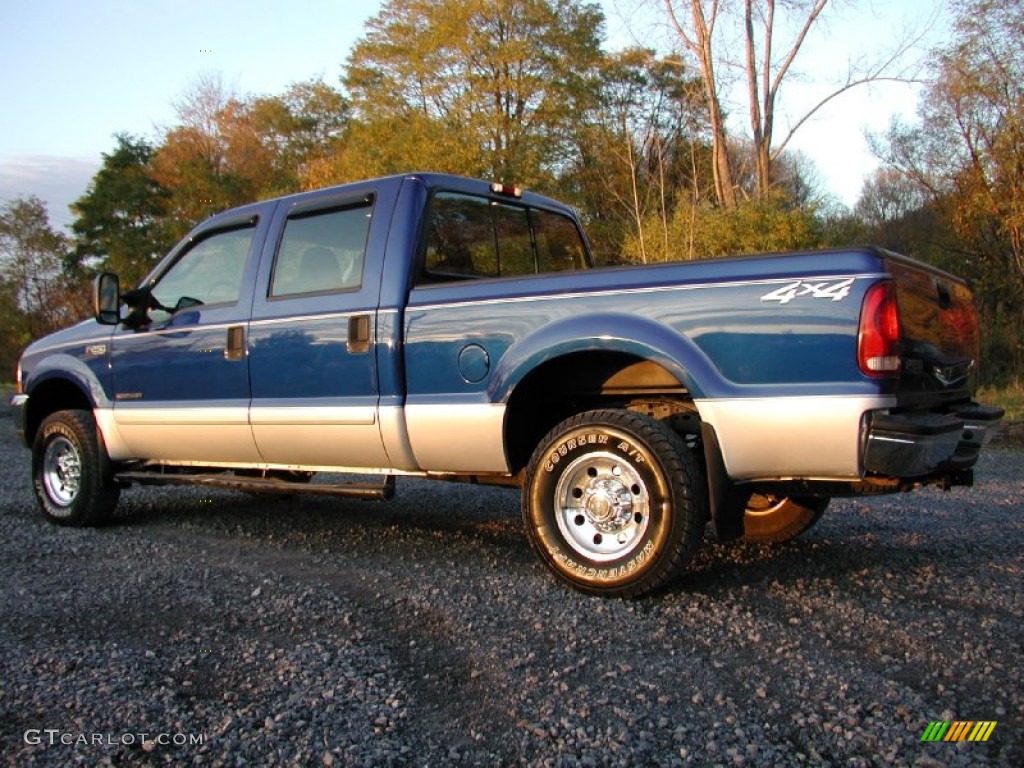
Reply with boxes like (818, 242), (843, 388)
(0, 408), (1021, 767)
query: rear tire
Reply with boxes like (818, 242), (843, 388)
(522, 409), (706, 597)
(32, 410), (120, 526)
(742, 495), (828, 543)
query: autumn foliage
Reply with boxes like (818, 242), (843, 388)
(1, 0), (1020, 385)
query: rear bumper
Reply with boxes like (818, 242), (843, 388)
(863, 403), (1004, 478)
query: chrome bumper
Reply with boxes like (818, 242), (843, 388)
(863, 404), (1004, 478)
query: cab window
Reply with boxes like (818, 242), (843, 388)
(423, 192), (588, 281)
(151, 225), (254, 310)
(270, 202), (371, 298)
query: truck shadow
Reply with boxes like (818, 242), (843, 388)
(113, 479), (926, 598)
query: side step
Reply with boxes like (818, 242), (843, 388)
(113, 471), (396, 500)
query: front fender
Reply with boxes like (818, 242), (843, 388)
(25, 353), (112, 410)
(488, 312), (726, 403)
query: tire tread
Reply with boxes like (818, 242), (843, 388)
(522, 409), (706, 597)
(33, 409), (120, 526)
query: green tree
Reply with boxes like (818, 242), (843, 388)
(853, 167), (954, 266)
(0, 197), (87, 374)
(337, 0), (605, 185)
(261, 78), (350, 191)
(69, 134), (172, 286)
(623, 190), (825, 262)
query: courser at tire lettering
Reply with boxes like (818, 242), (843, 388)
(32, 410), (120, 526)
(522, 409), (706, 597)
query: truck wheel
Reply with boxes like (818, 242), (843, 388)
(32, 410), (120, 526)
(742, 494), (828, 543)
(522, 410), (706, 597)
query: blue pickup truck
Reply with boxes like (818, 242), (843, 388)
(11, 173), (1003, 596)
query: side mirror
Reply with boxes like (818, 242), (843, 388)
(93, 272), (120, 325)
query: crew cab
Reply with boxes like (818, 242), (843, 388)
(11, 173), (1003, 596)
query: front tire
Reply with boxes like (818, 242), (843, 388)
(32, 410), (120, 526)
(522, 410), (706, 597)
(742, 494), (828, 543)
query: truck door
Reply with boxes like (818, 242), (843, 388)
(247, 189), (389, 468)
(109, 210), (267, 463)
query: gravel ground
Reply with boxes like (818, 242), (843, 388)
(0, 408), (1021, 767)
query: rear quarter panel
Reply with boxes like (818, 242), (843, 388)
(403, 248), (895, 479)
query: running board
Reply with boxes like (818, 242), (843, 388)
(113, 471), (396, 500)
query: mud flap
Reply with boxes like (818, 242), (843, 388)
(700, 422), (747, 541)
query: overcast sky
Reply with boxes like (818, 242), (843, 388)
(0, 0), (948, 230)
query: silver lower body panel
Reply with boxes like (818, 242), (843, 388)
(695, 395), (893, 482)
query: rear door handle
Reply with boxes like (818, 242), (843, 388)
(225, 325), (245, 361)
(347, 315), (371, 354)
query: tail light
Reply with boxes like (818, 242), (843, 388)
(858, 280), (901, 376)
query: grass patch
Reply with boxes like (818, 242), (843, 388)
(978, 382), (1024, 422)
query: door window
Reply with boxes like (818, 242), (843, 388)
(150, 226), (254, 314)
(270, 203), (372, 298)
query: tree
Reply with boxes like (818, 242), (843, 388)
(338, 0), (606, 185)
(221, 78), (349, 196)
(0, 197), (87, 374)
(575, 48), (711, 262)
(150, 75), (350, 240)
(661, 0), (923, 207)
(853, 167), (952, 262)
(69, 134), (172, 286)
(874, 0), (1024, 383)
(148, 74), (255, 237)
(267, 78), (350, 191)
(662, 0), (737, 207)
(622, 189), (825, 262)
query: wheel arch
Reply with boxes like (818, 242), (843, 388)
(496, 313), (722, 475)
(23, 355), (108, 445)
(490, 313), (719, 405)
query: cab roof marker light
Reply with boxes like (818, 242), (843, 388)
(490, 182), (523, 198)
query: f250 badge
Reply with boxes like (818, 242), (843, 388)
(760, 278), (854, 304)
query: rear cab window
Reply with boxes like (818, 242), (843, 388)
(422, 192), (588, 282)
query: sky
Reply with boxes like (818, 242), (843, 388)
(0, 0), (949, 231)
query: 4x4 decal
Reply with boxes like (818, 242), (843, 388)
(760, 278), (854, 304)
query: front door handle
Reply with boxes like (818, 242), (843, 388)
(225, 325), (245, 361)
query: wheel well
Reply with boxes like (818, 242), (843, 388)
(504, 352), (694, 473)
(25, 378), (92, 445)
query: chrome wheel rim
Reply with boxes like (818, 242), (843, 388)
(554, 451), (650, 562)
(43, 436), (81, 508)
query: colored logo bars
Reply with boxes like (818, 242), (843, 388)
(921, 721), (997, 742)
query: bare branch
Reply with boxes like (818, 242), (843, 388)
(767, 0), (829, 102)
(770, 73), (921, 162)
